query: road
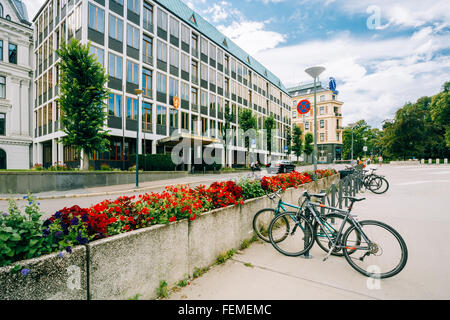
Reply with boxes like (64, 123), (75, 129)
(166, 164), (450, 300)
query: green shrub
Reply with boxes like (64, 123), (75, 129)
(0, 196), (58, 267)
(100, 163), (112, 171)
(238, 178), (265, 200)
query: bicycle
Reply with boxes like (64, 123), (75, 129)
(267, 190), (408, 279)
(344, 164), (389, 194)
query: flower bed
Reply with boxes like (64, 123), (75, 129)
(1, 169), (337, 269)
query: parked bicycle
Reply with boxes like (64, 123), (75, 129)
(342, 164), (389, 194)
(267, 190), (408, 279)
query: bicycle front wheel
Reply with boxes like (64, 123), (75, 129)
(268, 212), (314, 257)
(253, 208), (288, 242)
(342, 220), (408, 279)
(368, 176), (389, 194)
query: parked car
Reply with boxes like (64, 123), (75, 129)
(267, 160), (296, 174)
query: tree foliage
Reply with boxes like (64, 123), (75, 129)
(263, 115), (275, 157)
(57, 39), (110, 170)
(303, 132), (314, 162)
(291, 125), (303, 161)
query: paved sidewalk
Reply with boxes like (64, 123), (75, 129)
(167, 165), (450, 300)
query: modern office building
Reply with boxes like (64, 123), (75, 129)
(32, 0), (292, 169)
(288, 81), (344, 163)
(0, 0), (33, 169)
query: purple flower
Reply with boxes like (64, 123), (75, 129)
(76, 231), (88, 245)
(65, 246), (72, 253)
(2, 212), (8, 216)
(43, 228), (50, 236)
(81, 215), (89, 222)
(71, 217), (79, 226)
(54, 231), (63, 238)
(58, 252), (64, 258)
(43, 219), (52, 227)
(21, 268), (30, 276)
(54, 211), (62, 219)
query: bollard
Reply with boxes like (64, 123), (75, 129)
(436, 158), (440, 165)
(429, 158), (432, 164)
(445, 158), (448, 164)
(421, 159), (425, 164)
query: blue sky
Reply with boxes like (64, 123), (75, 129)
(24, 0), (450, 128)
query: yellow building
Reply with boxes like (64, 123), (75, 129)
(288, 81), (344, 163)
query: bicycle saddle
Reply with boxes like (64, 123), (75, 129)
(343, 196), (366, 202)
(310, 192), (327, 198)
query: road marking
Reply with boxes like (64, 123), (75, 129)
(395, 180), (450, 186)
(430, 171), (450, 175)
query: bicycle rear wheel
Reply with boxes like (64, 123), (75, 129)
(342, 220), (408, 279)
(314, 213), (359, 257)
(253, 208), (289, 242)
(368, 176), (389, 194)
(268, 212), (314, 257)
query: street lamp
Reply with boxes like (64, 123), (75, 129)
(363, 137), (368, 159)
(348, 122), (357, 164)
(134, 88), (143, 187)
(305, 66), (325, 171)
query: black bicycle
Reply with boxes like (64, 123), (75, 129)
(343, 164), (389, 194)
(267, 190), (408, 279)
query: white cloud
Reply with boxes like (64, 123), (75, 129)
(22, 0), (43, 20)
(255, 28), (450, 128)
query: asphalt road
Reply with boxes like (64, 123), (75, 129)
(166, 164), (450, 300)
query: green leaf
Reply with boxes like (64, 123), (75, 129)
(10, 233), (21, 241)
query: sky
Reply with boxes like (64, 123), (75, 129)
(23, 0), (450, 128)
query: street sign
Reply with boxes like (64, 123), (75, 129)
(284, 145), (289, 152)
(297, 99), (311, 114)
(363, 146), (368, 152)
(251, 139), (256, 148)
(329, 77), (339, 95)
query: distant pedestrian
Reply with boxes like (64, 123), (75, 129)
(378, 155), (383, 166)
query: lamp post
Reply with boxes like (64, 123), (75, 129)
(348, 122), (356, 164)
(134, 89), (143, 187)
(305, 66), (325, 171)
(363, 136), (368, 159)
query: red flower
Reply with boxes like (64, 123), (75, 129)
(123, 225), (130, 231)
(168, 216), (176, 223)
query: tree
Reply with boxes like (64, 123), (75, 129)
(263, 115), (275, 162)
(238, 109), (257, 166)
(57, 39), (110, 170)
(221, 104), (233, 167)
(291, 125), (303, 162)
(304, 132), (314, 163)
(430, 81), (450, 147)
(342, 120), (371, 160)
(285, 126), (292, 157)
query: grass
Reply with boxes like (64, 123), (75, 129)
(192, 266), (209, 279)
(216, 249), (237, 265)
(244, 262), (254, 268)
(156, 280), (169, 299)
(128, 293), (142, 300)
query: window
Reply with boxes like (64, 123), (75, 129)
(170, 47), (179, 68)
(157, 8), (168, 31)
(191, 33), (198, 51)
(320, 133), (325, 142)
(0, 76), (5, 98)
(181, 112), (189, 130)
(89, 46), (104, 66)
(127, 24), (140, 49)
(305, 122), (310, 130)
(126, 97), (138, 120)
(209, 68), (216, 86)
(320, 95), (325, 102)
(128, 0), (140, 14)
(143, 102), (152, 130)
(0, 113), (5, 136)
(143, 3), (153, 31)
(209, 43), (216, 60)
(109, 93), (122, 117)
(126, 60), (139, 84)
(181, 24), (190, 44)
(320, 120), (324, 128)
(200, 37), (208, 55)
(181, 82), (189, 101)
(217, 49), (223, 65)
(200, 90), (207, 107)
(143, 35), (153, 63)
(319, 106), (324, 115)
(169, 109), (178, 128)
(157, 40), (167, 62)
(191, 88), (198, 106)
(0, 40), (3, 61)
(181, 53), (189, 72)
(191, 115), (198, 134)
(336, 133), (340, 141)
(88, 3), (104, 33)
(109, 15), (123, 41)
(0, 4), (3, 18)
(200, 63), (208, 81)
(169, 77), (178, 99)
(8, 43), (17, 64)
(142, 68), (153, 97)
(109, 53), (122, 79)
(157, 105), (167, 125)
(156, 72), (167, 94)
(170, 17), (179, 38)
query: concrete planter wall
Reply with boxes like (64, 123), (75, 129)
(0, 171), (189, 194)
(0, 175), (339, 300)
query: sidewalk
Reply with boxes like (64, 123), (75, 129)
(167, 165), (450, 300)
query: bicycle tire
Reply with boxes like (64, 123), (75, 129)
(252, 208), (289, 242)
(368, 176), (389, 194)
(313, 213), (359, 257)
(268, 212), (314, 257)
(342, 220), (408, 279)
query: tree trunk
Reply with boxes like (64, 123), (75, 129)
(82, 150), (90, 171)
